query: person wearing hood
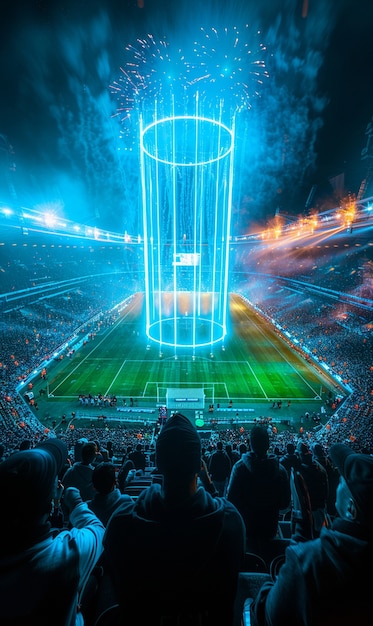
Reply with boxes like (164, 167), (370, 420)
(296, 440), (329, 536)
(62, 441), (97, 502)
(102, 412), (246, 626)
(312, 442), (339, 518)
(87, 462), (133, 526)
(250, 444), (373, 626)
(279, 442), (302, 475)
(0, 438), (105, 626)
(226, 426), (291, 564)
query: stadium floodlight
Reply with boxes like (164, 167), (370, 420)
(0, 206), (13, 216)
(140, 95), (235, 353)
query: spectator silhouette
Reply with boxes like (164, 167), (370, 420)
(225, 443), (241, 468)
(239, 442), (248, 456)
(117, 459), (137, 494)
(296, 441), (329, 536)
(312, 442), (339, 518)
(227, 426), (290, 564)
(87, 462), (133, 526)
(250, 444), (373, 626)
(0, 439), (105, 626)
(128, 443), (147, 474)
(106, 441), (114, 461)
(19, 439), (32, 451)
(102, 412), (246, 626)
(92, 440), (107, 465)
(208, 440), (232, 496)
(62, 441), (97, 502)
(279, 442), (302, 475)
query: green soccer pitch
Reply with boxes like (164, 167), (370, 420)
(38, 293), (344, 417)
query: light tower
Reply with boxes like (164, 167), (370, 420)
(111, 27), (268, 355)
(140, 96), (235, 354)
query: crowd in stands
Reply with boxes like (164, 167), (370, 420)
(237, 281), (373, 453)
(0, 235), (139, 294)
(0, 232), (373, 623)
(1, 294), (372, 465)
(0, 230), (372, 463)
(1, 410), (372, 625)
(234, 226), (373, 301)
(0, 279), (373, 456)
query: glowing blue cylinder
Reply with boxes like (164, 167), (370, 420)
(140, 107), (235, 351)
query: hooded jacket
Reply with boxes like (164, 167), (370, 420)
(62, 462), (96, 502)
(251, 518), (373, 626)
(227, 451), (291, 543)
(103, 482), (246, 626)
(87, 488), (133, 526)
(296, 451), (329, 510)
(0, 501), (104, 626)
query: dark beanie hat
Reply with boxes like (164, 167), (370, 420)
(0, 438), (67, 519)
(329, 444), (373, 526)
(156, 413), (201, 479)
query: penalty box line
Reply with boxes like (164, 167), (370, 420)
(143, 381), (229, 400)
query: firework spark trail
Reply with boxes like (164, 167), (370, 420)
(188, 25), (269, 110)
(108, 11), (336, 231)
(110, 25), (269, 122)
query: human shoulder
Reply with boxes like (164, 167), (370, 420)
(103, 497), (138, 548)
(314, 459), (328, 474)
(218, 498), (247, 544)
(117, 493), (134, 507)
(278, 460), (290, 477)
(232, 454), (247, 468)
(106, 495), (136, 520)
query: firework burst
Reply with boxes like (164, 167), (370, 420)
(110, 34), (191, 121)
(110, 25), (269, 122)
(188, 25), (269, 110)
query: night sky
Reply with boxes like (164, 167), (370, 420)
(1, 0), (372, 235)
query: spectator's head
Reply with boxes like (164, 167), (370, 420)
(136, 444), (143, 452)
(81, 442), (97, 465)
(156, 413), (201, 494)
(250, 426), (270, 459)
(296, 441), (311, 461)
(286, 443), (295, 455)
(312, 443), (326, 462)
(121, 459), (135, 478)
(330, 444), (373, 529)
(92, 462), (116, 495)
(217, 441), (223, 451)
(100, 450), (109, 462)
(0, 439), (68, 554)
(239, 443), (247, 455)
(19, 439), (31, 451)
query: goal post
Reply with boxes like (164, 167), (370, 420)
(155, 383), (230, 407)
(156, 385), (217, 408)
(166, 388), (205, 410)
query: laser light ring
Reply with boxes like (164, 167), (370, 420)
(141, 114), (234, 166)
